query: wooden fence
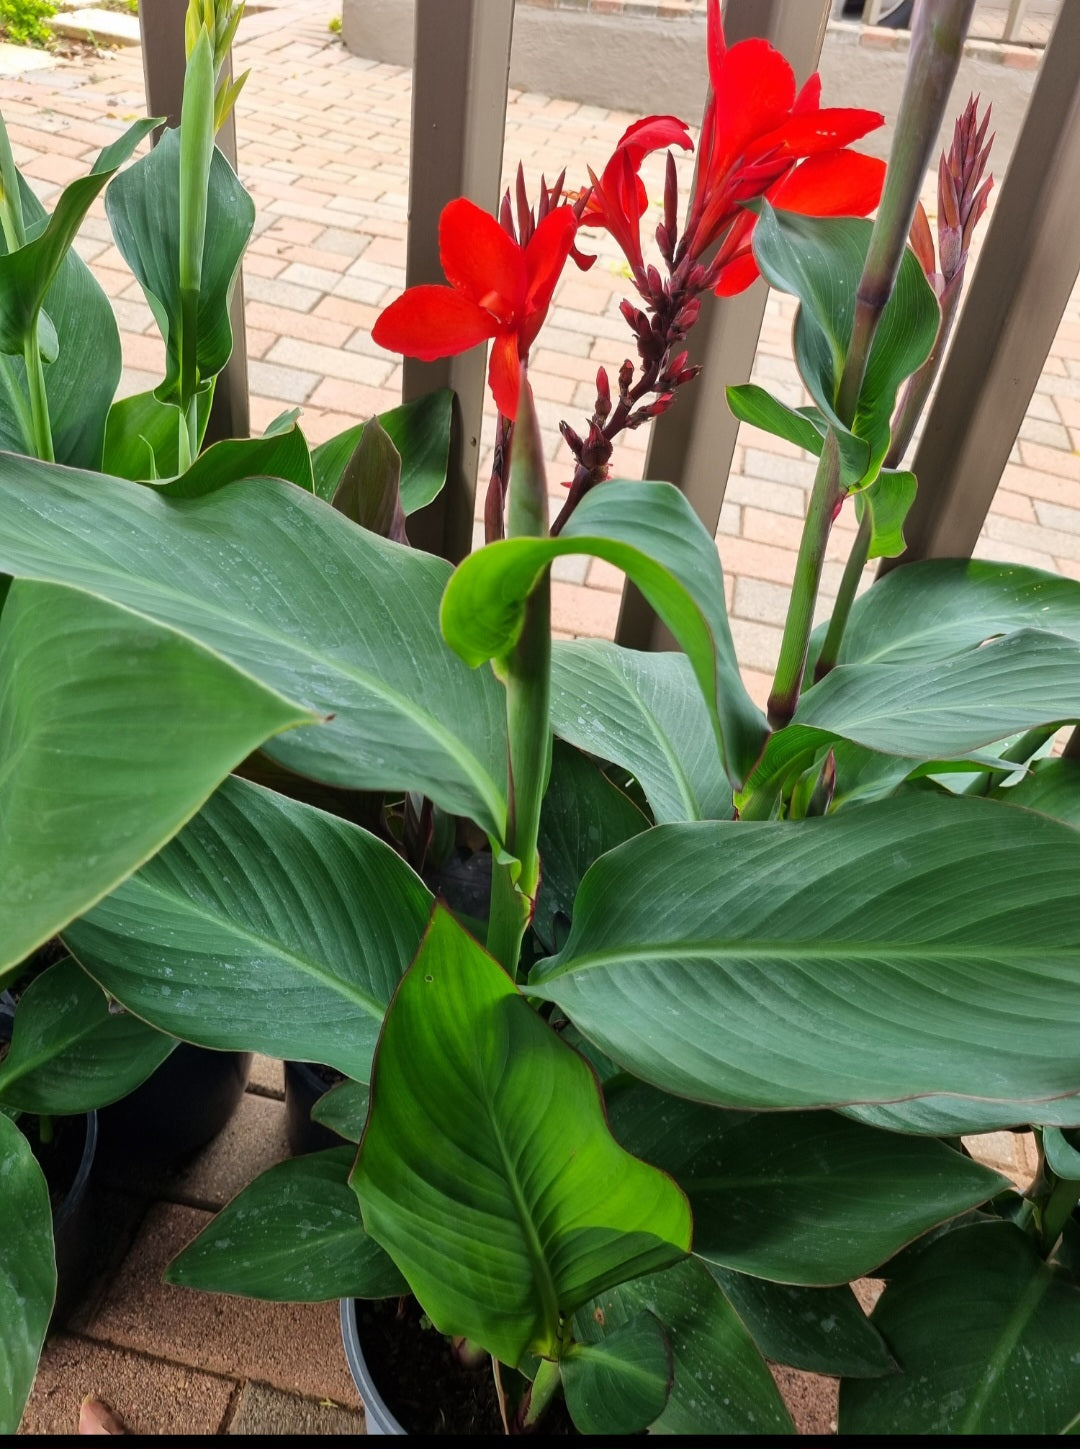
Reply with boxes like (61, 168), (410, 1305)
(136, 0), (1080, 747)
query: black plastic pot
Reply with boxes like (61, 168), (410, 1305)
(51, 1108), (99, 1325)
(97, 1044), (252, 1170)
(284, 1059), (343, 1157)
(340, 1298), (406, 1436)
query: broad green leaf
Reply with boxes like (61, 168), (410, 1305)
(442, 480), (768, 788)
(0, 958), (175, 1114)
(707, 1269), (893, 1379)
(0, 1114), (55, 1435)
(839, 1222), (1080, 1434)
(815, 558), (1080, 670)
(311, 389), (453, 514)
(842, 1093), (1080, 1135)
(0, 580), (313, 976)
(102, 386), (213, 481)
(0, 179), (121, 468)
(331, 414), (405, 541)
(1043, 1128), (1080, 1182)
(854, 467), (917, 560)
(65, 776), (433, 1082)
(0, 120), (158, 357)
(576, 1260), (794, 1435)
(310, 1077), (370, 1142)
(561, 1312), (672, 1435)
(0, 458), (508, 837)
(106, 131), (254, 403)
(725, 384), (869, 489)
(156, 421), (314, 496)
(681, 1112), (1005, 1285)
(351, 905), (692, 1368)
(165, 1147), (405, 1301)
(752, 207), (939, 482)
(725, 384), (825, 455)
(992, 758), (1080, 827)
(534, 741), (648, 951)
(793, 629), (1080, 758)
(550, 643), (734, 824)
(531, 794), (1080, 1109)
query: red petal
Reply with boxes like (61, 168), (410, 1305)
(709, 39), (796, 174)
(372, 286), (497, 360)
(488, 332), (522, 420)
(707, 0), (726, 85)
(522, 205), (578, 340)
(768, 151), (886, 217)
(754, 107), (885, 161)
(616, 114), (694, 167)
(793, 73), (822, 115)
(714, 250), (761, 297)
(438, 198), (526, 320)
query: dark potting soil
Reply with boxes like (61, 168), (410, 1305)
(356, 1297), (575, 1436)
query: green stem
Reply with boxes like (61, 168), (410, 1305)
(37, 1113), (53, 1147)
(23, 329), (53, 462)
(769, 430), (843, 728)
(814, 512), (871, 683)
(522, 1358), (562, 1431)
(1040, 1174), (1080, 1254)
(0, 110), (26, 252)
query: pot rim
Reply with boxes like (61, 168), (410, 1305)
(340, 1297), (407, 1436)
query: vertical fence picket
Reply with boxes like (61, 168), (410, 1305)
(401, 0), (516, 564)
(880, 0), (1080, 572)
(616, 0), (833, 651)
(137, 0), (251, 446)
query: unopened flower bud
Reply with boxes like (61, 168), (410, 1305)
(644, 393), (675, 419)
(559, 419), (584, 456)
(595, 367), (611, 420)
(618, 359), (635, 395)
(676, 297), (701, 331)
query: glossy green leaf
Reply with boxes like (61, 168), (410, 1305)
(0, 457), (508, 837)
(561, 1312), (672, 1435)
(793, 629), (1080, 759)
(166, 1147), (405, 1301)
(311, 388), (453, 514)
(101, 386), (213, 482)
(576, 1260), (794, 1435)
(0, 120), (157, 357)
(106, 131), (254, 403)
(352, 906), (692, 1368)
(992, 759), (1080, 827)
(707, 1269), (893, 1379)
(817, 558), (1080, 670)
(309, 1077), (370, 1143)
(0, 580), (313, 977)
(1043, 1128), (1080, 1182)
(155, 421), (314, 496)
(0, 178), (121, 468)
(843, 1092), (1080, 1135)
(443, 480), (768, 787)
(725, 384), (869, 489)
(752, 207), (939, 481)
(854, 468), (917, 560)
(531, 794), (1080, 1109)
(65, 776), (433, 1082)
(549, 643), (734, 824)
(0, 1113), (55, 1435)
(682, 1112), (1005, 1285)
(534, 741), (648, 951)
(0, 958), (175, 1114)
(839, 1222), (1080, 1434)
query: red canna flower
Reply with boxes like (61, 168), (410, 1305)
(685, 0), (886, 291)
(578, 114), (693, 278)
(372, 196), (578, 421)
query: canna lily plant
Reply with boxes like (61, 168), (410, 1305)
(2, 0), (1080, 1435)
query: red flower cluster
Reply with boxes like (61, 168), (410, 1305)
(371, 197), (577, 421)
(578, 115), (693, 281)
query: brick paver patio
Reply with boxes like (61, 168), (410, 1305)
(5, 0), (1078, 1433)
